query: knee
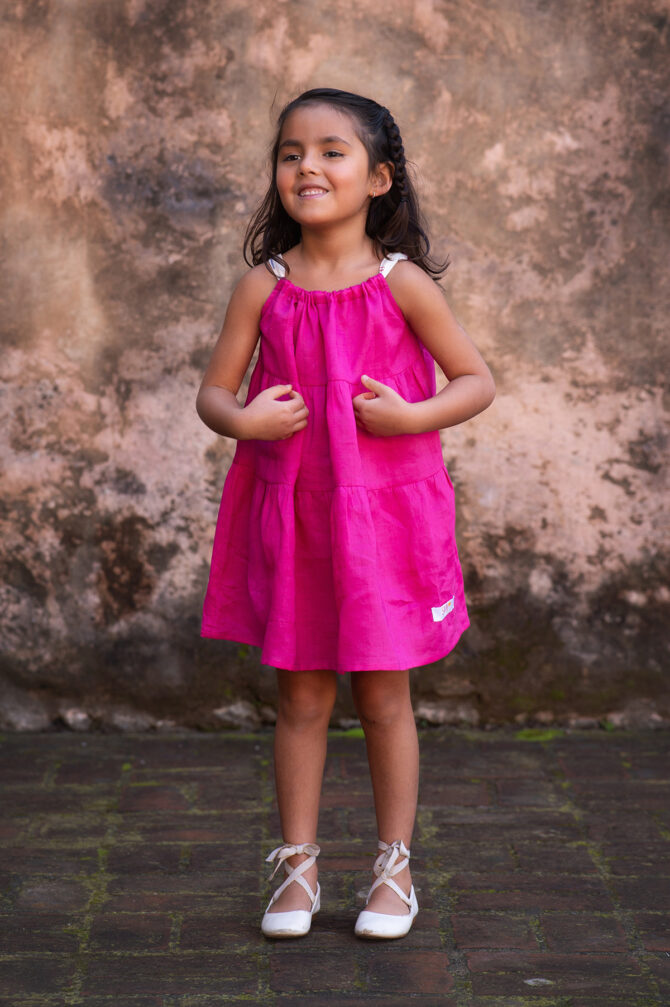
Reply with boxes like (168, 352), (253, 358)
(277, 673), (337, 729)
(352, 681), (412, 729)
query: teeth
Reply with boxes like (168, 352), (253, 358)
(300, 188), (326, 195)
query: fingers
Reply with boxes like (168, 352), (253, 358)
(266, 383), (294, 400)
(351, 391), (375, 412)
(280, 406), (308, 438)
(268, 384), (305, 400)
(287, 389), (308, 411)
(270, 386), (307, 411)
(288, 396), (308, 429)
(269, 385), (309, 419)
(352, 390), (377, 430)
(279, 387), (308, 438)
(290, 409), (309, 428)
(361, 374), (385, 394)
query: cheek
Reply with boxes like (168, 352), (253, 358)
(276, 159), (294, 183)
(275, 177), (294, 210)
(275, 172), (295, 214)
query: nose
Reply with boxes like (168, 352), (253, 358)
(298, 149), (319, 174)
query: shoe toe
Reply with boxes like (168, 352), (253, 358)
(261, 884), (320, 939)
(354, 909), (413, 939)
(354, 887), (418, 940)
(261, 908), (313, 938)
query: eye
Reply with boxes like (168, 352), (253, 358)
(281, 153), (300, 162)
(324, 150), (344, 158)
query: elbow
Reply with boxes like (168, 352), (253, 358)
(478, 365), (496, 410)
(484, 372), (496, 408)
(195, 385), (210, 424)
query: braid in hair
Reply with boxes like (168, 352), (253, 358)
(382, 110), (409, 203)
(365, 105), (447, 276)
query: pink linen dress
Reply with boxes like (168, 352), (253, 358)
(201, 253), (469, 672)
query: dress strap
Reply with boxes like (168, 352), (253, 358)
(268, 258), (286, 279)
(379, 252), (408, 277)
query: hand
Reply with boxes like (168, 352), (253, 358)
(242, 384), (309, 440)
(352, 375), (415, 437)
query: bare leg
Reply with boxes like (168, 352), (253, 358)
(351, 669), (419, 915)
(268, 667), (337, 913)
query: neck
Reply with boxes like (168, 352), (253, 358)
(296, 218), (375, 271)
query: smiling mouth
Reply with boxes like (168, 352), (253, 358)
(297, 187), (328, 198)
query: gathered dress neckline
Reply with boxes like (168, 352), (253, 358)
(278, 268), (387, 296)
(264, 272), (409, 314)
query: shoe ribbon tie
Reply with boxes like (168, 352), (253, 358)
(266, 842), (321, 881)
(374, 839), (410, 881)
(264, 843), (321, 910)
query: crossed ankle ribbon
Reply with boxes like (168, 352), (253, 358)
(365, 839), (412, 909)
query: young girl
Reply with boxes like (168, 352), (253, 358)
(197, 88), (495, 940)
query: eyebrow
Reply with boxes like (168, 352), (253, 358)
(279, 135), (353, 149)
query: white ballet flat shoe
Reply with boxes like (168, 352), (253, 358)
(261, 842), (320, 938)
(355, 839), (419, 940)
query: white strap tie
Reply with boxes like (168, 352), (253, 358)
(366, 839), (412, 908)
(268, 257), (286, 279)
(378, 252), (408, 277)
(264, 842), (321, 908)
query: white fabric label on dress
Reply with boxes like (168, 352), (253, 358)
(431, 597), (455, 622)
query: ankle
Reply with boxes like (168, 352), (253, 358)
(285, 851), (316, 870)
(377, 862), (411, 895)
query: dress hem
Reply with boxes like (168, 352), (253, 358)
(200, 620), (469, 674)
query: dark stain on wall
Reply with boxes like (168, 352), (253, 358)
(96, 515), (154, 624)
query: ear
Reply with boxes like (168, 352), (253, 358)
(371, 161), (393, 197)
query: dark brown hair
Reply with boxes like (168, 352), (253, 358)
(243, 88), (448, 278)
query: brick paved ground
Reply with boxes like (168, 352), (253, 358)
(0, 727), (669, 1006)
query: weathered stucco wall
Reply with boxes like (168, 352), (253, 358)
(1, 0), (669, 731)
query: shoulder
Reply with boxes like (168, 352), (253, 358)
(228, 263), (278, 315)
(233, 262), (278, 299)
(384, 259), (447, 317)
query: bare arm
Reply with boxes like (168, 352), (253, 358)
(196, 267), (309, 441)
(352, 261), (495, 436)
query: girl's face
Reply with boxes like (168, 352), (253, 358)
(275, 103), (386, 230)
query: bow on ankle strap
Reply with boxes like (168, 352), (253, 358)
(373, 839), (411, 880)
(265, 842), (321, 881)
